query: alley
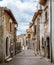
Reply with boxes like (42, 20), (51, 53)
(0, 0), (54, 64)
(0, 49), (54, 65)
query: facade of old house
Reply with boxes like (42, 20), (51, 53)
(26, 28), (34, 49)
(39, 0), (54, 62)
(16, 34), (26, 51)
(0, 7), (18, 62)
(29, 22), (37, 52)
(29, 11), (42, 55)
(39, 0), (51, 61)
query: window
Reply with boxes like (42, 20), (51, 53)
(9, 19), (12, 32)
(28, 34), (31, 38)
(45, 11), (48, 21)
(10, 23), (11, 32)
(34, 25), (36, 35)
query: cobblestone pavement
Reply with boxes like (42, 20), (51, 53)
(0, 49), (54, 65)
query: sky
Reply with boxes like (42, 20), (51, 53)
(0, 0), (39, 35)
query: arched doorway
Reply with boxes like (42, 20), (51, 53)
(6, 37), (8, 56)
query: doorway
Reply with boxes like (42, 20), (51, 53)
(46, 36), (50, 59)
(6, 37), (8, 56)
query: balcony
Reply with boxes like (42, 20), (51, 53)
(39, 0), (47, 6)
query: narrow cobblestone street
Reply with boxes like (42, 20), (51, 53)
(0, 49), (54, 65)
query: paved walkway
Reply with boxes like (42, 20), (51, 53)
(0, 49), (54, 65)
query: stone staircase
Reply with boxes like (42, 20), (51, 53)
(5, 56), (12, 62)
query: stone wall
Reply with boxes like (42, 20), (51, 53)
(0, 19), (4, 62)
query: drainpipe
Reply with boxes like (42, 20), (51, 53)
(50, 0), (53, 62)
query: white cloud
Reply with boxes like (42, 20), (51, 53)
(0, 0), (8, 6)
(15, 1), (38, 13)
(16, 31), (22, 35)
(0, 0), (39, 35)
(0, 0), (17, 6)
(18, 23), (29, 30)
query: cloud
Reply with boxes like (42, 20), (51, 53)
(20, 0), (39, 3)
(15, 0), (38, 13)
(0, 0), (8, 6)
(17, 22), (29, 35)
(0, 0), (39, 35)
(18, 23), (29, 30)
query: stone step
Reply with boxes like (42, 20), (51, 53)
(5, 57), (12, 62)
(5, 56), (10, 60)
(6, 58), (12, 62)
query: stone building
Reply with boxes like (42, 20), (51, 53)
(29, 22), (36, 51)
(29, 13), (38, 54)
(0, 7), (18, 62)
(39, 0), (50, 60)
(29, 10), (42, 55)
(39, 0), (54, 62)
(26, 28), (33, 49)
(16, 34), (26, 51)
